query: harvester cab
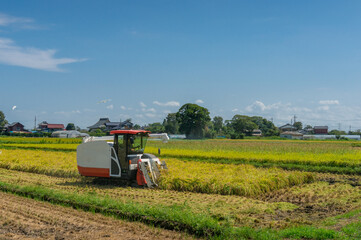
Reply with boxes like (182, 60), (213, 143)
(77, 130), (168, 187)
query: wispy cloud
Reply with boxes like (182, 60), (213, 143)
(0, 38), (87, 71)
(319, 100), (339, 105)
(140, 102), (147, 108)
(0, 13), (36, 29)
(153, 101), (180, 107)
(195, 99), (204, 104)
(245, 101), (287, 112)
(106, 104), (114, 110)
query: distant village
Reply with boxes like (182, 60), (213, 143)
(1, 117), (360, 140)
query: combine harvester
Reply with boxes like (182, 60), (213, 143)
(77, 130), (168, 187)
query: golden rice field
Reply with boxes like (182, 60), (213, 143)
(146, 139), (361, 167)
(0, 148), (314, 196)
(2, 138), (361, 173)
(0, 136), (81, 144)
(1, 137), (361, 239)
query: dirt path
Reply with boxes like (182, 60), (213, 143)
(0, 192), (193, 240)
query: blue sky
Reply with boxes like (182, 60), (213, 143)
(1, 0), (361, 130)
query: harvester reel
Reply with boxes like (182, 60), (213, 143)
(138, 158), (167, 188)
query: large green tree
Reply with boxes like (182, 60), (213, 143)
(176, 103), (211, 139)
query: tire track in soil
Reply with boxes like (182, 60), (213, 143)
(0, 192), (194, 240)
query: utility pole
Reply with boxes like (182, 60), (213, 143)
(34, 116), (36, 130)
(338, 123), (341, 131)
(294, 115), (297, 124)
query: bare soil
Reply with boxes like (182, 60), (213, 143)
(0, 192), (193, 240)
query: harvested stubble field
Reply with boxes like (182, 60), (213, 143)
(1, 137), (361, 239)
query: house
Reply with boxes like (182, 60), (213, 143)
(252, 129), (262, 136)
(88, 118), (110, 132)
(4, 122), (25, 132)
(280, 131), (303, 140)
(279, 124), (297, 132)
(314, 126), (328, 135)
(38, 121), (65, 132)
(88, 118), (134, 132)
(105, 122), (120, 131)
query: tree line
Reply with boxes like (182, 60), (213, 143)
(144, 103), (279, 139)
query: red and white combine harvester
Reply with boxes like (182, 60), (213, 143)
(77, 130), (168, 187)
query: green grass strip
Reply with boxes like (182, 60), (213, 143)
(0, 180), (228, 238)
(0, 180), (343, 239)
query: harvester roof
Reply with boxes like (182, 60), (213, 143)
(110, 130), (150, 135)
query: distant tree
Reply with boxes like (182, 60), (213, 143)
(163, 113), (179, 134)
(145, 122), (165, 133)
(0, 111), (8, 133)
(133, 124), (141, 130)
(176, 103), (211, 139)
(293, 121), (303, 131)
(329, 129), (346, 135)
(229, 115), (257, 136)
(66, 123), (76, 130)
(249, 116), (279, 136)
(212, 116), (224, 134)
(89, 129), (106, 136)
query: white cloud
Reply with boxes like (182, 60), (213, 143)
(0, 38), (86, 71)
(318, 106), (330, 111)
(232, 108), (239, 112)
(245, 101), (286, 112)
(140, 102), (147, 108)
(153, 101), (180, 107)
(0, 13), (34, 28)
(120, 105), (126, 110)
(319, 100), (339, 105)
(106, 104), (114, 110)
(195, 99), (204, 104)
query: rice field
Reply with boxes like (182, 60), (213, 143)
(0, 148), (314, 196)
(1, 137), (361, 239)
(2, 138), (361, 173)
